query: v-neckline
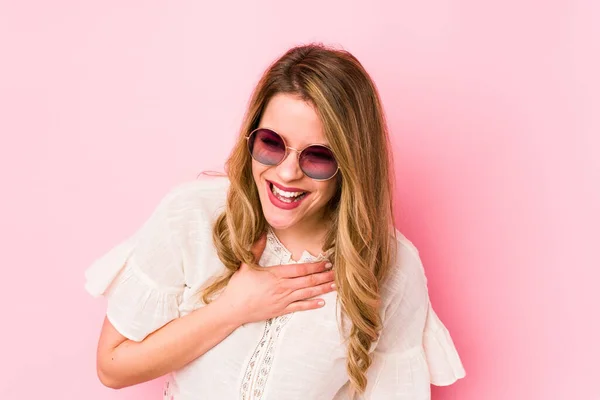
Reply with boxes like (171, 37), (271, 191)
(265, 226), (333, 263)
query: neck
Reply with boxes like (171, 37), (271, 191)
(271, 211), (331, 259)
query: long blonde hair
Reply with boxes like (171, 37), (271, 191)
(201, 43), (397, 396)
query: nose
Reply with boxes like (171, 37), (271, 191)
(275, 148), (304, 182)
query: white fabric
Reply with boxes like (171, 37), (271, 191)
(84, 176), (466, 399)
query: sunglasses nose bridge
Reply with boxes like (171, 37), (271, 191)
(286, 146), (302, 158)
(270, 145), (303, 182)
(279, 146), (303, 168)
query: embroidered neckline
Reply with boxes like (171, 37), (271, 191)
(266, 226), (334, 263)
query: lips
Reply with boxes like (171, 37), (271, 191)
(265, 180), (310, 210)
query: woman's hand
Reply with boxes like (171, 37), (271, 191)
(215, 234), (336, 326)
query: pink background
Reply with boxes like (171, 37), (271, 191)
(1, 1), (598, 399)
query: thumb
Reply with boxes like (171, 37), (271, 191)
(250, 233), (267, 263)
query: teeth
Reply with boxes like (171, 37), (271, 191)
(271, 184), (306, 198)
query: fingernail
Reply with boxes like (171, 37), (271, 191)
(331, 283), (337, 289)
(318, 300), (325, 306)
(325, 262), (333, 269)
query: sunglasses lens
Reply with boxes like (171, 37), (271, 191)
(299, 146), (338, 180)
(248, 129), (286, 166)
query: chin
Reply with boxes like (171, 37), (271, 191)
(263, 213), (298, 230)
(260, 197), (300, 230)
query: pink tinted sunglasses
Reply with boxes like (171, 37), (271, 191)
(245, 128), (340, 181)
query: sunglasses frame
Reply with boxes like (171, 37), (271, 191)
(245, 127), (340, 182)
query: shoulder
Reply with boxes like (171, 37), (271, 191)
(161, 175), (230, 210)
(389, 229), (428, 287)
(158, 175), (230, 228)
(380, 229), (429, 310)
(164, 174), (230, 203)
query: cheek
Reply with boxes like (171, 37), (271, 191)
(251, 160), (267, 184)
(316, 181), (338, 203)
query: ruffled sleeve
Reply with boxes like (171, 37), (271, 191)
(84, 184), (189, 342)
(345, 235), (466, 399)
(422, 303), (466, 386)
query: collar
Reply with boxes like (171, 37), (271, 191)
(265, 226), (334, 264)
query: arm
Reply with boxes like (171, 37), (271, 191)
(97, 298), (241, 389)
(97, 255), (335, 389)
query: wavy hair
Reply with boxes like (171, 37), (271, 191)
(200, 43), (397, 396)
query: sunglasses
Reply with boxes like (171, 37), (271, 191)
(246, 128), (340, 181)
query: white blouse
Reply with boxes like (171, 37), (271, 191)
(84, 176), (465, 400)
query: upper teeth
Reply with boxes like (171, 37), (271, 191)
(272, 184), (305, 198)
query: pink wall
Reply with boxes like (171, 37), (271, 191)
(1, 1), (598, 399)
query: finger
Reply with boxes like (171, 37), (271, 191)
(289, 281), (337, 303)
(287, 270), (335, 290)
(270, 260), (332, 278)
(283, 299), (326, 313)
(250, 233), (267, 263)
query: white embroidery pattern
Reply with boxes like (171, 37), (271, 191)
(266, 229), (284, 256)
(265, 227), (334, 263)
(240, 314), (293, 400)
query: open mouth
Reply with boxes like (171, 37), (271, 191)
(269, 181), (308, 203)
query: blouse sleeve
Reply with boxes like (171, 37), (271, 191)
(357, 239), (466, 399)
(84, 184), (189, 342)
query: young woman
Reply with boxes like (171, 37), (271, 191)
(85, 43), (465, 399)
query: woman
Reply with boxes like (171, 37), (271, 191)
(85, 43), (466, 399)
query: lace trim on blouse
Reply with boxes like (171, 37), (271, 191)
(240, 314), (293, 399)
(265, 226), (334, 262)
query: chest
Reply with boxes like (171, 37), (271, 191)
(174, 289), (350, 399)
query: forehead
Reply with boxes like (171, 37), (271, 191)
(258, 93), (327, 146)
